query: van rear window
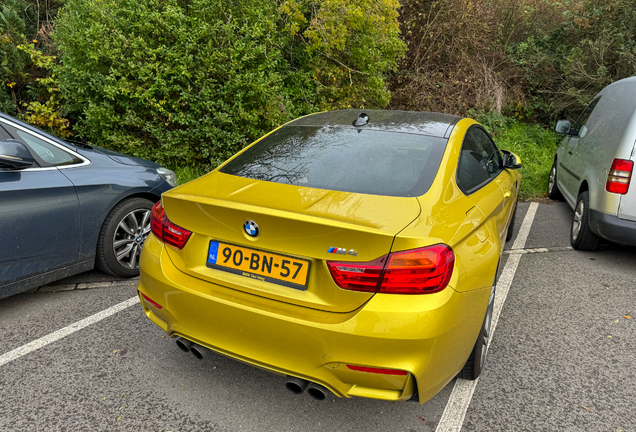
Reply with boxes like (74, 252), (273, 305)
(220, 126), (448, 197)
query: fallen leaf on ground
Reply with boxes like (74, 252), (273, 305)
(582, 406), (593, 412)
(417, 416), (426, 422)
(624, 316), (631, 319)
(607, 335), (613, 338)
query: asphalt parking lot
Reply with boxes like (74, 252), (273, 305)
(1, 201), (634, 432)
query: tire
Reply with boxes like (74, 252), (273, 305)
(547, 159), (562, 200)
(96, 197), (155, 277)
(506, 200), (517, 242)
(570, 191), (599, 251)
(460, 283), (495, 380)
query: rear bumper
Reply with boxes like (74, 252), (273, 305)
(589, 210), (636, 246)
(138, 236), (490, 403)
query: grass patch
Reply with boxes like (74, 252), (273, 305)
(472, 111), (560, 201)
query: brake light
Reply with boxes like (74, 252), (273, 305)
(150, 201), (192, 249)
(327, 244), (454, 294)
(606, 158), (633, 194)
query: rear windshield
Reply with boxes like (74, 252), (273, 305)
(220, 126), (448, 197)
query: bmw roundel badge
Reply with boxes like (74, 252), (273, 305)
(244, 220), (260, 237)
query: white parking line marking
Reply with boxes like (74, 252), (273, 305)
(435, 202), (539, 432)
(0, 296), (139, 368)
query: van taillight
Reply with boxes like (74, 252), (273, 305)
(327, 244), (454, 294)
(150, 201), (192, 249)
(606, 158), (633, 194)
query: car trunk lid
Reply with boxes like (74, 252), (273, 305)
(161, 172), (421, 313)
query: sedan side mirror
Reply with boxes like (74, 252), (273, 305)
(502, 150), (522, 169)
(0, 139), (35, 170)
(555, 120), (572, 135)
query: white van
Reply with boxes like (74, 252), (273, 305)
(548, 76), (636, 250)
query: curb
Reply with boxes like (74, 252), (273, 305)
(37, 278), (140, 293)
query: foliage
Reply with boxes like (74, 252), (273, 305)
(471, 110), (560, 200)
(54, 0), (404, 168)
(389, 0), (571, 116)
(17, 41), (71, 137)
(508, 0), (636, 121)
(279, 0), (406, 109)
(0, 0), (70, 136)
(0, 0), (37, 114)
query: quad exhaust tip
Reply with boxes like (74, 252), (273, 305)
(190, 343), (211, 359)
(285, 376), (309, 394)
(306, 383), (329, 401)
(175, 337), (193, 353)
(285, 376), (330, 400)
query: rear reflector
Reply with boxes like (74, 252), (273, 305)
(150, 201), (192, 249)
(141, 292), (162, 309)
(346, 365), (408, 376)
(327, 244), (454, 294)
(606, 158), (633, 194)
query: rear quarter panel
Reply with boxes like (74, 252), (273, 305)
(392, 118), (504, 294)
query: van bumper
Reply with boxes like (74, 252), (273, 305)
(589, 210), (636, 246)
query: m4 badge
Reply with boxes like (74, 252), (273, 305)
(327, 247), (357, 256)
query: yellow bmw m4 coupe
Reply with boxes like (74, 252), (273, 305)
(138, 110), (521, 404)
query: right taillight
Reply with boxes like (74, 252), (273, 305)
(150, 201), (192, 250)
(606, 158), (633, 194)
(327, 244), (454, 294)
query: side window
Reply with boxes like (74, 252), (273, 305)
(1, 122), (81, 167)
(573, 96), (601, 137)
(457, 127), (502, 194)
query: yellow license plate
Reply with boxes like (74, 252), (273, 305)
(206, 241), (310, 289)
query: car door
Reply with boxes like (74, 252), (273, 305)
(0, 120), (82, 286)
(456, 126), (507, 246)
(559, 96), (602, 205)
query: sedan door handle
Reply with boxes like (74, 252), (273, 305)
(504, 191), (512, 198)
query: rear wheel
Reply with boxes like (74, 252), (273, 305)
(570, 191), (599, 251)
(461, 283), (495, 380)
(547, 160), (561, 200)
(96, 198), (155, 277)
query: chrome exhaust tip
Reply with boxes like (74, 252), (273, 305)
(285, 376), (310, 395)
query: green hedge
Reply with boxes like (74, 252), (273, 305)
(54, 0), (404, 168)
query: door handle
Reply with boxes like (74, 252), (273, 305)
(504, 190), (511, 198)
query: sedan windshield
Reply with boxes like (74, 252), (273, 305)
(220, 126), (448, 197)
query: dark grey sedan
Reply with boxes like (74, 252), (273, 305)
(0, 113), (174, 299)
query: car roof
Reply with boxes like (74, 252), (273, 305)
(288, 109), (462, 139)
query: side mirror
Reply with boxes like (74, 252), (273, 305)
(555, 120), (572, 135)
(502, 150), (522, 169)
(0, 139), (35, 170)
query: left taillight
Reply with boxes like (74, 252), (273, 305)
(327, 244), (455, 295)
(150, 201), (192, 250)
